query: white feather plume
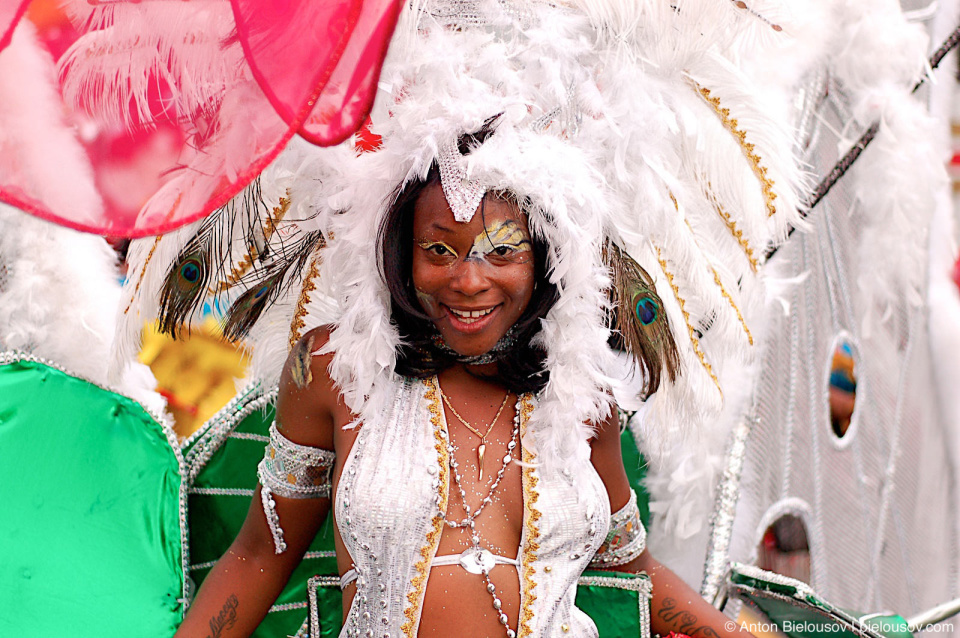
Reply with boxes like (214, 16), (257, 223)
(59, 1), (238, 129)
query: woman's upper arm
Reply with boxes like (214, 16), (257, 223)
(244, 326), (342, 554)
(589, 405), (633, 512)
(274, 326), (341, 449)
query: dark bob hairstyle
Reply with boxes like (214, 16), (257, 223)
(377, 163), (560, 395)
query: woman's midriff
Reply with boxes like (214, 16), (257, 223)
(419, 565), (521, 636)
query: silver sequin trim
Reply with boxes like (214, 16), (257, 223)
(258, 423), (335, 499)
(576, 572), (652, 638)
(261, 485), (287, 554)
(589, 489), (646, 567)
(437, 139), (485, 223)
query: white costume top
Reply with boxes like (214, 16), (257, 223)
(335, 376), (611, 637)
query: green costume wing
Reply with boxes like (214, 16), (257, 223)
(0, 354), (186, 637)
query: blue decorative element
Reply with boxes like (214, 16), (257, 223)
(829, 369), (856, 393)
(180, 261), (201, 284)
(634, 297), (658, 325)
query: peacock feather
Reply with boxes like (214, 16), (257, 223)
(157, 233), (214, 337)
(221, 230), (326, 342)
(604, 242), (681, 399)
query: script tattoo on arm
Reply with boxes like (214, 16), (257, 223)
(205, 594), (240, 638)
(657, 597), (721, 638)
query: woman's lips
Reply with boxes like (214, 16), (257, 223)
(442, 304), (501, 333)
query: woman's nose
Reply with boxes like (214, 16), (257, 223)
(449, 259), (490, 295)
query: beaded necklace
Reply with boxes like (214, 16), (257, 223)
(439, 379), (521, 638)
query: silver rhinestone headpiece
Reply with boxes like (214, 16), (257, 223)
(437, 139), (486, 223)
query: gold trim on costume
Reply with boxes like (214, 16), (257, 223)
(124, 235), (162, 314)
(212, 194), (291, 294)
(518, 393), (540, 637)
(690, 79), (778, 218)
(710, 197), (760, 272)
(288, 242), (326, 348)
(653, 245), (723, 398)
(402, 377), (450, 637)
(710, 266), (754, 346)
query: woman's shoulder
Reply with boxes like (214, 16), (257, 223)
(274, 325), (342, 450)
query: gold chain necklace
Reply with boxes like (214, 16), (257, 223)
(439, 384), (511, 481)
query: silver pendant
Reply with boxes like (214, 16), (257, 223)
(459, 547), (496, 575)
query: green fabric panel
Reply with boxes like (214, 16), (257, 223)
(620, 428), (650, 528)
(316, 585), (345, 636)
(733, 568), (912, 638)
(188, 402), (337, 637)
(575, 571), (649, 637)
(742, 596), (862, 638)
(861, 615), (913, 638)
(0, 359), (184, 637)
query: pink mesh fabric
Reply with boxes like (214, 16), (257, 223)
(0, 0), (400, 237)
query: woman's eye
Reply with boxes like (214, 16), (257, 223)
(419, 242), (457, 258)
(492, 245), (514, 257)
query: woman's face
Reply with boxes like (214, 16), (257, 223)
(411, 183), (535, 357)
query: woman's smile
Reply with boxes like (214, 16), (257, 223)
(443, 303), (501, 331)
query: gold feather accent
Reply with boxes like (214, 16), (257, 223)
(690, 79), (778, 218)
(679, 217), (754, 347)
(653, 244), (723, 399)
(710, 266), (754, 346)
(212, 194), (291, 294)
(706, 190), (760, 271)
(288, 242), (325, 349)
(123, 235), (162, 315)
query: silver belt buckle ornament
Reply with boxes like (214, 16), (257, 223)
(459, 547), (496, 574)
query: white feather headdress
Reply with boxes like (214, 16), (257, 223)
(316, 0), (803, 471)
(113, 0), (804, 472)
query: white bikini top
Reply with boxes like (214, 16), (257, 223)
(334, 377), (611, 638)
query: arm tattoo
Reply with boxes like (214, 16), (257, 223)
(205, 594), (240, 638)
(657, 597), (721, 638)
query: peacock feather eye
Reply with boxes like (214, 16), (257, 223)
(179, 260), (202, 285)
(634, 296), (658, 326)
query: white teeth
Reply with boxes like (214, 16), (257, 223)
(449, 307), (494, 321)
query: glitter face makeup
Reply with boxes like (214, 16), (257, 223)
(465, 221), (532, 265)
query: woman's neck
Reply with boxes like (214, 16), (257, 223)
(439, 363), (505, 392)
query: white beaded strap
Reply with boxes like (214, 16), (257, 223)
(260, 486), (287, 554)
(340, 568), (357, 590)
(589, 488), (647, 568)
(257, 422), (335, 554)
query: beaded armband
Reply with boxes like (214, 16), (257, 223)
(590, 489), (646, 568)
(257, 422), (335, 554)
